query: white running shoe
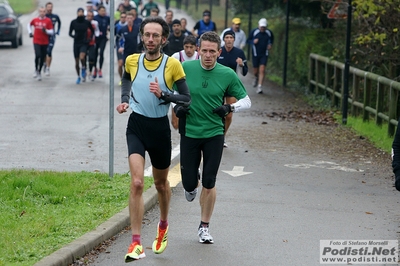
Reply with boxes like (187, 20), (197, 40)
(44, 67), (50, 76)
(256, 85), (263, 94)
(37, 73), (42, 81)
(198, 226), (214, 244)
(33, 70), (38, 78)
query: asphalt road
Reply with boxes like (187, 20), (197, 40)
(1, 1), (399, 266)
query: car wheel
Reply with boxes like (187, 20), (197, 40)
(18, 34), (22, 46)
(11, 35), (18, 48)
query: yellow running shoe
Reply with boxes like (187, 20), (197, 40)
(125, 242), (146, 262)
(152, 224), (168, 254)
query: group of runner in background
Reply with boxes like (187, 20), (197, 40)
(28, 0), (273, 90)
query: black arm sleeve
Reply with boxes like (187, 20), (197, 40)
(121, 71), (131, 103)
(57, 16), (61, 33)
(161, 79), (191, 106)
(69, 21), (74, 38)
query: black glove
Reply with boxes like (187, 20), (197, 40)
(29, 33), (33, 38)
(42, 27), (47, 33)
(212, 104), (232, 118)
(174, 104), (190, 118)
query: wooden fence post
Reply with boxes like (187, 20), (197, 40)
(376, 79), (384, 127)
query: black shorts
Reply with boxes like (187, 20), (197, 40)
(180, 134), (224, 191)
(126, 112), (171, 170)
(73, 43), (88, 58)
(252, 54), (268, 68)
(47, 35), (55, 56)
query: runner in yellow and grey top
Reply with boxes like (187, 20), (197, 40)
(116, 16), (190, 263)
(122, 52), (188, 117)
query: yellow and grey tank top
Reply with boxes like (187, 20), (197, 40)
(129, 53), (171, 118)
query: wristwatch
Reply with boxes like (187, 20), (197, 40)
(230, 104), (235, 112)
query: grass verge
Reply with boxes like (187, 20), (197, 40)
(8, 0), (37, 14)
(334, 115), (393, 154)
(0, 169), (152, 266)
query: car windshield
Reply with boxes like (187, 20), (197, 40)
(0, 7), (8, 17)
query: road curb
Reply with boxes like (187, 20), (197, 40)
(34, 151), (180, 266)
(34, 185), (158, 266)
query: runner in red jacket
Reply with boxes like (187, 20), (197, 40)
(27, 6), (54, 81)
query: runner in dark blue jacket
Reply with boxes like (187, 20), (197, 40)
(93, 5), (110, 78)
(117, 12), (140, 63)
(192, 10), (216, 41)
(217, 30), (248, 148)
(247, 18), (274, 94)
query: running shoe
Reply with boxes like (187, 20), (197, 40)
(45, 67), (50, 76)
(125, 242), (146, 262)
(152, 224), (168, 254)
(256, 85), (263, 94)
(33, 70), (38, 78)
(98, 69), (103, 78)
(37, 73), (42, 81)
(184, 187), (198, 202)
(81, 68), (86, 82)
(252, 77), (258, 87)
(223, 142), (228, 148)
(198, 226), (214, 244)
(92, 68), (97, 79)
(76, 77), (81, 84)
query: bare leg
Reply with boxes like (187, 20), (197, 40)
(128, 154), (145, 235)
(46, 56), (52, 69)
(200, 187), (216, 223)
(79, 52), (86, 69)
(153, 166), (171, 221)
(258, 64), (266, 86)
(253, 66), (259, 77)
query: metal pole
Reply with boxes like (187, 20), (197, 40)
(283, 0), (290, 87)
(209, 0), (212, 15)
(247, 0), (252, 60)
(109, 0), (115, 178)
(224, 0), (228, 29)
(195, 0), (198, 12)
(342, 0), (352, 125)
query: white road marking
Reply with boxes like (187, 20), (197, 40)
(284, 161), (364, 172)
(222, 166), (253, 177)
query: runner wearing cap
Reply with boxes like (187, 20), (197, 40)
(192, 9), (217, 40)
(164, 19), (185, 56)
(220, 18), (246, 49)
(247, 17), (274, 94)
